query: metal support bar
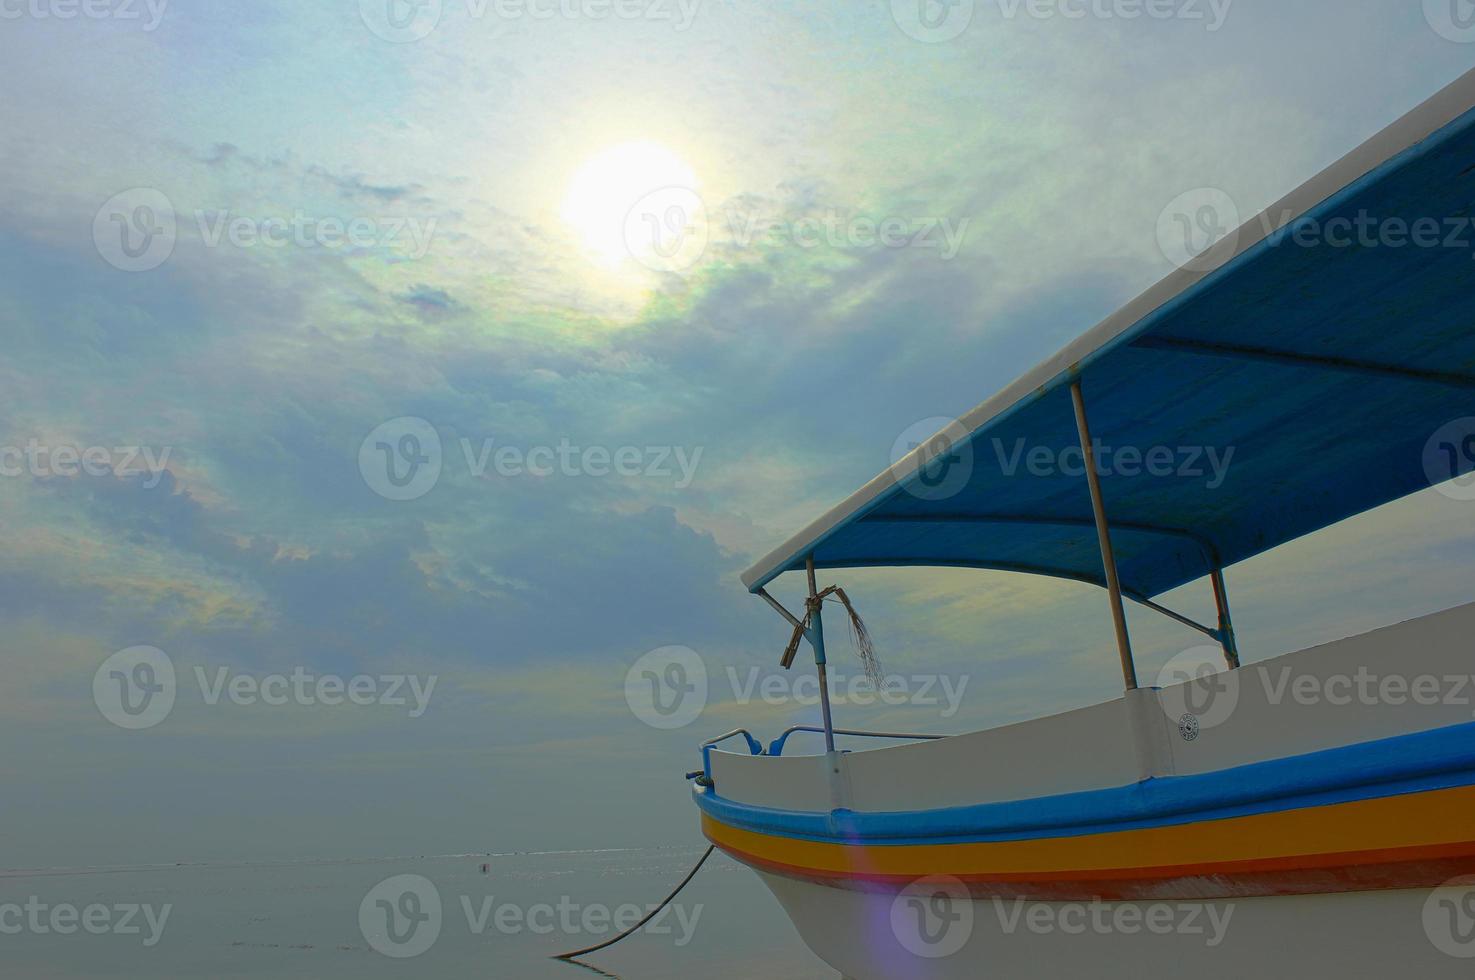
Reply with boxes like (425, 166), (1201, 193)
(1131, 595), (1221, 642)
(805, 556), (838, 753)
(1070, 381), (1138, 691)
(1210, 568), (1241, 669)
(757, 588), (804, 631)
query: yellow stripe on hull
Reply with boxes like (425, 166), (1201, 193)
(702, 783), (1475, 898)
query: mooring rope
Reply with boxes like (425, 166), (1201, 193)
(553, 589), (876, 965)
(780, 586), (883, 688)
(552, 845), (716, 964)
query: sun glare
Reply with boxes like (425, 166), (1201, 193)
(561, 141), (699, 264)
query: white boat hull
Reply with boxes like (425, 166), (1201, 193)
(759, 872), (1472, 979)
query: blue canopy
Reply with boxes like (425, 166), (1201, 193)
(744, 68), (1475, 601)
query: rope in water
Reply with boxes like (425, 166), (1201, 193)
(552, 845), (716, 963)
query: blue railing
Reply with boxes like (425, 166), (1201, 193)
(767, 725), (946, 757)
(695, 729), (764, 779)
(690, 726), (947, 784)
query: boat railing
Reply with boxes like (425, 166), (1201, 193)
(766, 725), (947, 757)
(690, 726), (949, 785)
(692, 729), (764, 782)
(701, 728), (765, 755)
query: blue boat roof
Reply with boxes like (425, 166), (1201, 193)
(743, 68), (1475, 600)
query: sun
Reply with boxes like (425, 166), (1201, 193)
(561, 141), (699, 263)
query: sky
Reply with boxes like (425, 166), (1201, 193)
(1, 0), (1474, 869)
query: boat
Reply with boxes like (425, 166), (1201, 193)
(690, 66), (1475, 978)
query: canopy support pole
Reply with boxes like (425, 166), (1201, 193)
(760, 587), (806, 669)
(805, 556), (838, 753)
(757, 588), (803, 631)
(1070, 381), (1138, 691)
(1211, 569), (1241, 669)
(1132, 596), (1220, 642)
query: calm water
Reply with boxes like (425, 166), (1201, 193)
(0, 848), (829, 978)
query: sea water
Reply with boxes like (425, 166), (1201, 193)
(0, 847), (825, 978)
